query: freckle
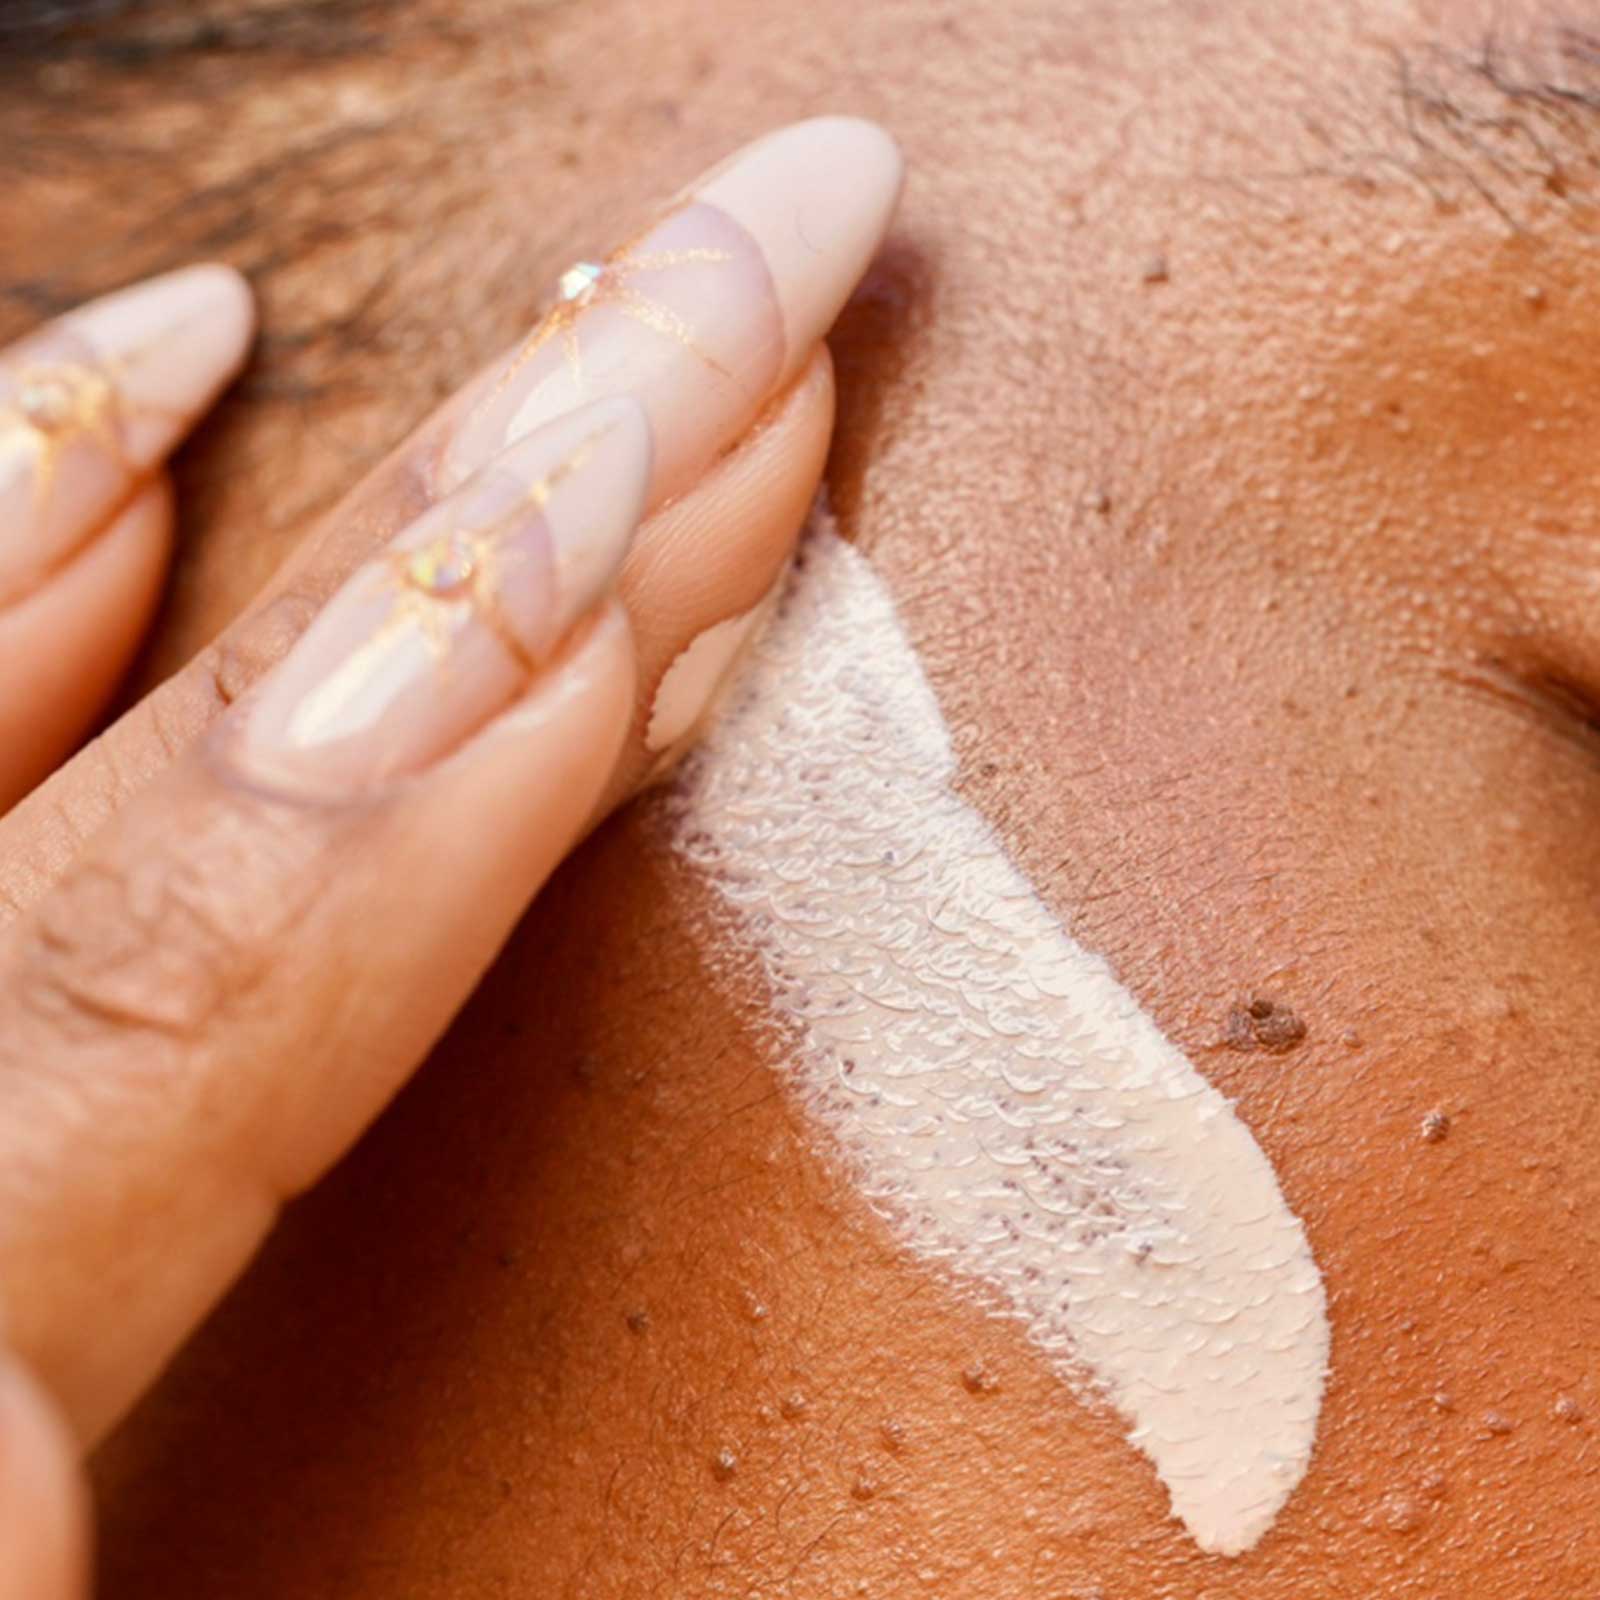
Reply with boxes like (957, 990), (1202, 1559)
(1482, 1410), (1515, 1436)
(962, 1359), (1001, 1396)
(1140, 253), (1170, 285)
(1087, 489), (1112, 515)
(1523, 283), (1546, 308)
(625, 1307), (651, 1334)
(1554, 1395), (1583, 1424)
(1421, 1110), (1450, 1144)
(1343, 1028), (1363, 1049)
(780, 1391), (809, 1420)
(851, 1468), (879, 1502)
(711, 1446), (739, 1482)
(880, 1417), (907, 1452)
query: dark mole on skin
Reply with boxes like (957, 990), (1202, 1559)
(1224, 995), (1309, 1054)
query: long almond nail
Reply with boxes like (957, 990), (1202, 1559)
(0, 264), (254, 601)
(234, 396), (651, 796)
(445, 116), (903, 505)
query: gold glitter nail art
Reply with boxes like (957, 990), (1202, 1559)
(375, 426), (606, 673)
(485, 200), (737, 408)
(0, 357), (123, 511)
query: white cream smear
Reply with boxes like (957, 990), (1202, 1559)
(646, 599), (772, 753)
(668, 522), (1329, 1556)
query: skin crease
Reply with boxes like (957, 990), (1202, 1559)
(4, 0), (1600, 1592)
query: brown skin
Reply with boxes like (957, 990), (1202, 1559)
(6, 0), (1599, 1592)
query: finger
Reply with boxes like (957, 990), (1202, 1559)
(0, 117), (900, 909)
(0, 266), (254, 806)
(0, 399), (648, 1441)
(0, 1354), (88, 1600)
(0, 478), (172, 805)
(620, 343), (834, 794)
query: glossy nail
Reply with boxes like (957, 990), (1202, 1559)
(0, 264), (254, 601)
(236, 397), (652, 796)
(445, 116), (903, 505)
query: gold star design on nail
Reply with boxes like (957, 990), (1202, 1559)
(374, 424), (608, 673)
(486, 200), (737, 408)
(0, 358), (123, 511)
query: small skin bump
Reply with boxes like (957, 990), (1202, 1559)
(1224, 995), (1309, 1054)
(1375, 1492), (1423, 1535)
(962, 1359), (1001, 1397)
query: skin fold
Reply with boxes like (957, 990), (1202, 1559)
(5, 0), (1599, 1593)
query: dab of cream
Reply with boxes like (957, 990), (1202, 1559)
(646, 597), (772, 753)
(668, 521), (1329, 1557)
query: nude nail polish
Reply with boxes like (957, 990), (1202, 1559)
(235, 396), (652, 796)
(0, 264), (253, 600)
(444, 116), (903, 506)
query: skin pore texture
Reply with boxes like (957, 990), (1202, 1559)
(4, 0), (1600, 1594)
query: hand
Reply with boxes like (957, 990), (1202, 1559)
(0, 118), (902, 1595)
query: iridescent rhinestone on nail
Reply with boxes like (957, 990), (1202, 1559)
(556, 261), (605, 304)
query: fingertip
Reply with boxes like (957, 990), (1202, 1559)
(0, 1357), (88, 1600)
(0, 475), (174, 810)
(623, 344), (833, 612)
(624, 342), (831, 650)
(595, 345), (832, 808)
